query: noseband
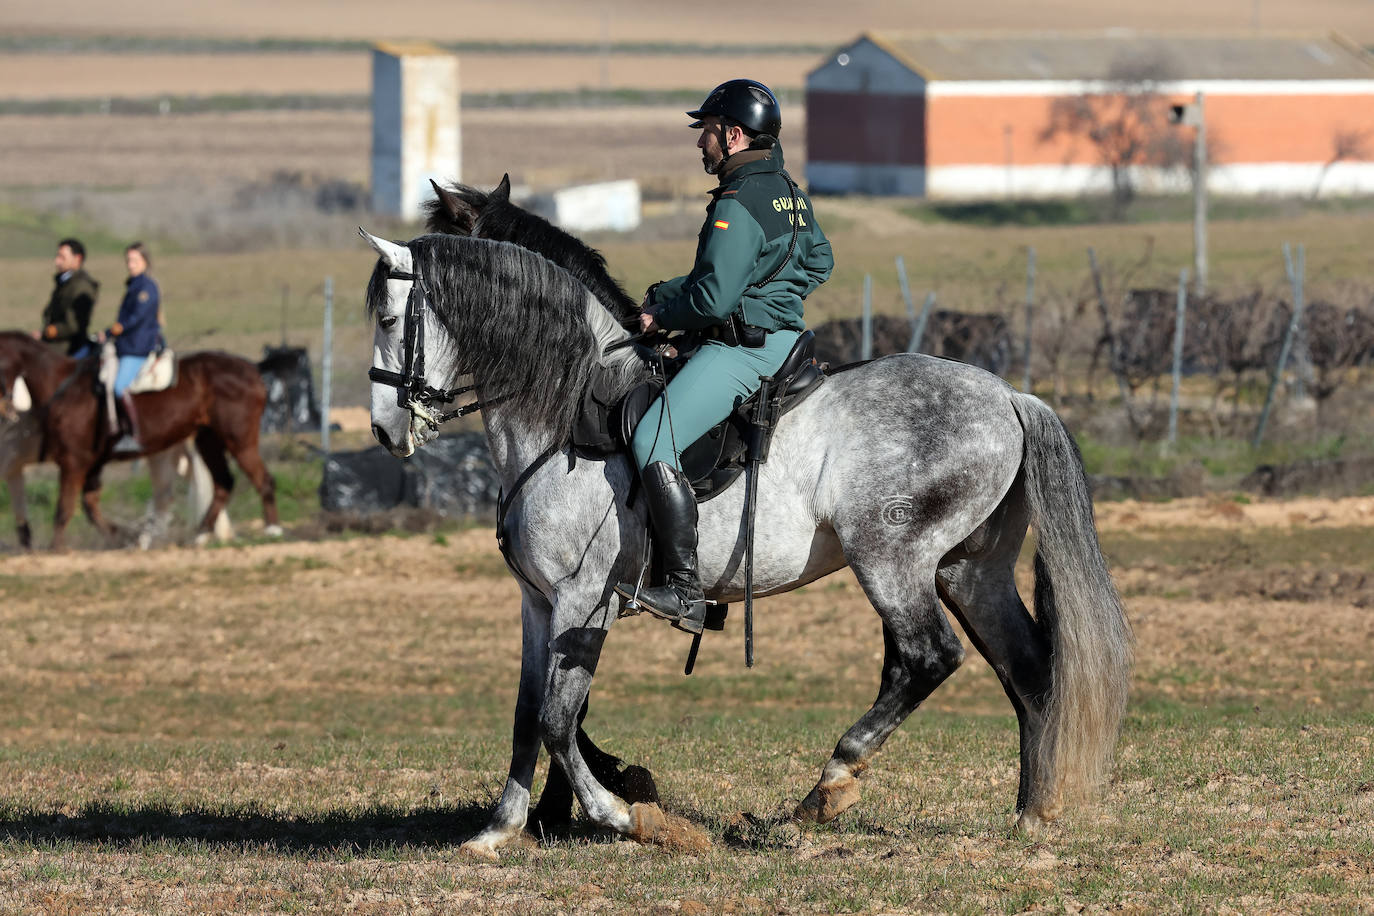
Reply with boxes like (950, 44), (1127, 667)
(367, 261), (490, 431)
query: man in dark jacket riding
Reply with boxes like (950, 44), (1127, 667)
(38, 238), (99, 358)
(616, 79), (833, 635)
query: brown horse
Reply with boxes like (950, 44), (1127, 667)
(0, 331), (279, 550)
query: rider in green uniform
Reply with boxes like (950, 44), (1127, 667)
(617, 79), (833, 634)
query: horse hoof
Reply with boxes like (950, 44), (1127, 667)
(263, 524), (284, 539)
(794, 777), (862, 825)
(627, 803), (710, 853)
(194, 532), (213, 548)
(1015, 811), (1046, 838)
(1015, 803), (1059, 839)
(458, 840), (501, 863)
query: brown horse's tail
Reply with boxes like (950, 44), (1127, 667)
(1011, 392), (1133, 808)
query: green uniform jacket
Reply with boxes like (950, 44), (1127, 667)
(42, 268), (99, 356)
(650, 146), (832, 333)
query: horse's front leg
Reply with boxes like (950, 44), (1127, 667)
(459, 590), (552, 861)
(529, 696), (660, 837)
(80, 464), (123, 545)
(540, 594), (708, 852)
(50, 459), (88, 551)
(138, 449), (179, 549)
(7, 470), (32, 550)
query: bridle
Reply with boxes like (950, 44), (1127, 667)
(367, 252), (655, 434)
(366, 259), (493, 431)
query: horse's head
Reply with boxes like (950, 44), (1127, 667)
(425, 174), (511, 237)
(360, 229), (442, 459)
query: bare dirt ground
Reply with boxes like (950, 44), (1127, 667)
(4, 0), (1372, 43)
(1096, 495), (1374, 530)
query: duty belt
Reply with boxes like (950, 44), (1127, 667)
(703, 313), (769, 348)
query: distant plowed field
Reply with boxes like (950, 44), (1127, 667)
(0, 52), (818, 100)
(4, 0), (1373, 42)
(0, 106), (804, 191)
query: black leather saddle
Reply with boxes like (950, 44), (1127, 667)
(573, 329), (826, 502)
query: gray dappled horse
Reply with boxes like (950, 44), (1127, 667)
(360, 229), (1132, 858)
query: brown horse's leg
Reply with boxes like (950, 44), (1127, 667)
(7, 471), (32, 550)
(79, 464), (122, 544)
(224, 436), (280, 535)
(51, 461), (86, 551)
(192, 428), (235, 543)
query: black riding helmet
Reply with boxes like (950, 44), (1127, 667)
(687, 79), (782, 139)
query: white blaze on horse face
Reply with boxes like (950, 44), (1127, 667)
(11, 377), (31, 414)
(369, 276), (416, 458)
(361, 229), (419, 458)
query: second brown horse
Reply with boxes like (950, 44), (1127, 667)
(0, 332), (279, 550)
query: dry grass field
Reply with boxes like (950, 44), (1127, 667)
(0, 501), (1371, 913)
(1, 7), (1373, 911)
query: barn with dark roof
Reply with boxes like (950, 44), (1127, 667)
(805, 31), (1374, 198)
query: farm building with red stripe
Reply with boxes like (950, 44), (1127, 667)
(805, 31), (1374, 198)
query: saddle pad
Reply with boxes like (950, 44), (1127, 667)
(125, 349), (177, 394)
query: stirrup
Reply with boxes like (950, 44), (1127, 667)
(110, 434), (141, 456)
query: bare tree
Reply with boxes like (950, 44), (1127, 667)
(1312, 127), (1373, 199)
(1039, 53), (1190, 220)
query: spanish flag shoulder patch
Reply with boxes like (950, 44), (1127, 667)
(713, 219), (730, 230)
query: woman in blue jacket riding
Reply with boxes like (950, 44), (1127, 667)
(108, 241), (164, 455)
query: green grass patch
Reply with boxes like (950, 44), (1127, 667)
(1075, 430), (1371, 480)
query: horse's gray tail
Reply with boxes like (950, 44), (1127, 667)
(1011, 392), (1133, 808)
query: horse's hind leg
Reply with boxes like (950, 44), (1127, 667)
(936, 483), (1057, 833)
(192, 429), (235, 545)
(938, 562), (1056, 832)
(796, 554), (965, 825)
(461, 592), (552, 861)
(222, 431), (279, 537)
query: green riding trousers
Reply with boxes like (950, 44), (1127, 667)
(631, 330), (800, 470)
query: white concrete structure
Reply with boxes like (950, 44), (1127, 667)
(371, 42), (460, 220)
(528, 180), (642, 233)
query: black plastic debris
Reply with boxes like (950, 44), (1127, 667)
(258, 346), (323, 433)
(319, 432), (502, 521)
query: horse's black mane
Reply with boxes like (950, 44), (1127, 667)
(366, 235), (607, 445)
(423, 179), (639, 323)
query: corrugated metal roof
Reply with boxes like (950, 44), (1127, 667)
(864, 31), (1374, 82)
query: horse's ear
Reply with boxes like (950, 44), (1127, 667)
(493, 173), (512, 202)
(11, 376), (32, 414)
(358, 228), (412, 274)
(430, 179), (477, 234)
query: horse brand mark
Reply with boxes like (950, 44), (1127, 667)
(881, 495), (914, 526)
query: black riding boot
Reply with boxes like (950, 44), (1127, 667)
(111, 392), (142, 457)
(616, 461), (707, 634)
